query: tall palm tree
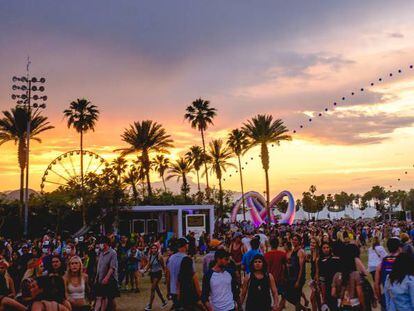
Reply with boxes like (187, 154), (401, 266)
(184, 98), (217, 193)
(0, 107), (53, 213)
(167, 157), (193, 200)
(63, 98), (99, 226)
(208, 139), (236, 220)
(116, 120), (173, 197)
(153, 155), (170, 192)
(185, 145), (206, 192)
(123, 165), (140, 204)
(242, 114), (291, 221)
(227, 129), (249, 220)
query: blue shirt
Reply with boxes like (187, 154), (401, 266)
(385, 275), (414, 311)
(242, 249), (261, 274)
(166, 252), (187, 294)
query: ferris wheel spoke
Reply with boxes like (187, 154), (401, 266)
(68, 154), (78, 176)
(84, 154), (94, 174)
(91, 161), (104, 174)
(44, 180), (67, 186)
(49, 168), (70, 182)
(58, 161), (73, 180)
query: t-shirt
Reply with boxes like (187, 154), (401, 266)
(242, 249), (261, 274)
(242, 237), (252, 252)
(264, 250), (286, 285)
(209, 271), (235, 311)
(167, 252), (187, 294)
(319, 256), (341, 287)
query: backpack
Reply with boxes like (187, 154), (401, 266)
(380, 255), (397, 285)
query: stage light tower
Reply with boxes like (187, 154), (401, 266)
(11, 61), (48, 236)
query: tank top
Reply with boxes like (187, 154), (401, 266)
(230, 243), (243, 264)
(246, 273), (271, 311)
(149, 254), (162, 272)
(289, 249), (306, 284)
(67, 278), (85, 300)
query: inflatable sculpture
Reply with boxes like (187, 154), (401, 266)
(231, 191), (296, 226)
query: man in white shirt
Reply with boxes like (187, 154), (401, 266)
(202, 249), (238, 311)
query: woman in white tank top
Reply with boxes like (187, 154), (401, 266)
(64, 256), (89, 310)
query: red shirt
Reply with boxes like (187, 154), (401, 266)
(264, 249), (287, 285)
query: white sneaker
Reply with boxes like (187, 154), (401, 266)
(144, 305), (152, 311)
(161, 301), (168, 309)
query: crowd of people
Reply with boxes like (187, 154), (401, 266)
(0, 219), (413, 310)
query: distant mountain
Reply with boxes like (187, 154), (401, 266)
(1, 189), (38, 201)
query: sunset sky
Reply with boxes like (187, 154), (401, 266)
(1, 1), (414, 199)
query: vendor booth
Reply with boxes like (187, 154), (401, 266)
(119, 205), (215, 238)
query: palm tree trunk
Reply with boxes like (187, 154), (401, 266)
(144, 151), (153, 197)
(182, 173), (188, 201)
(218, 176), (224, 222)
(196, 169), (201, 192)
(131, 183), (138, 204)
(261, 143), (271, 222)
(200, 128), (210, 193)
(237, 155), (246, 221)
(80, 131), (86, 227)
(162, 174), (167, 192)
(18, 139), (26, 220)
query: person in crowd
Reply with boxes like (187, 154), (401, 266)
(240, 254), (279, 311)
(28, 275), (71, 311)
(94, 236), (119, 311)
(64, 255), (89, 311)
(125, 245), (141, 293)
(308, 238), (321, 311)
(187, 232), (197, 259)
(286, 234), (307, 311)
(264, 236), (287, 309)
(367, 237), (387, 281)
(203, 239), (222, 275)
(331, 252), (365, 311)
(201, 249), (239, 311)
(374, 237), (401, 310)
(319, 242), (340, 311)
(116, 235), (129, 291)
(241, 237), (261, 274)
(229, 232), (243, 284)
(384, 253), (414, 310)
(0, 260), (16, 298)
(166, 238), (189, 310)
(178, 256), (205, 310)
(400, 233), (414, 257)
(47, 255), (65, 277)
(143, 244), (167, 311)
(15, 277), (34, 308)
(23, 258), (45, 280)
(8, 251), (22, 292)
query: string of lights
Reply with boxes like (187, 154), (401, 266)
(221, 63), (414, 185)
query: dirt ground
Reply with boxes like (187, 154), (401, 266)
(117, 251), (379, 311)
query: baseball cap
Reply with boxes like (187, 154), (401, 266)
(176, 238), (189, 248)
(209, 239), (222, 248)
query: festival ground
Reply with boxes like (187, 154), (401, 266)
(118, 250), (380, 311)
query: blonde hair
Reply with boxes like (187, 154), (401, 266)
(64, 256), (83, 283)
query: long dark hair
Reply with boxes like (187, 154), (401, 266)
(178, 257), (194, 284)
(339, 252), (356, 287)
(389, 253), (414, 284)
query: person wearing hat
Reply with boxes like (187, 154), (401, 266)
(166, 237), (189, 310)
(203, 239), (223, 275)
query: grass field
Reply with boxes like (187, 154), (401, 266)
(117, 250), (379, 311)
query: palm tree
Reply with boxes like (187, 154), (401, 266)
(184, 98), (217, 193)
(167, 157), (193, 200)
(123, 165), (141, 204)
(208, 139), (236, 220)
(227, 129), (249, 220)
(242, 114), (291, 221)
(0, 107), (53, 214)
(185, 146), (206, 192)
(63, 98), (99, 226)
(116, 120), (173, 197)
(153, 155), (170, 192)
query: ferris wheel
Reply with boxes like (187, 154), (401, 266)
(40, 150), (108, 193)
